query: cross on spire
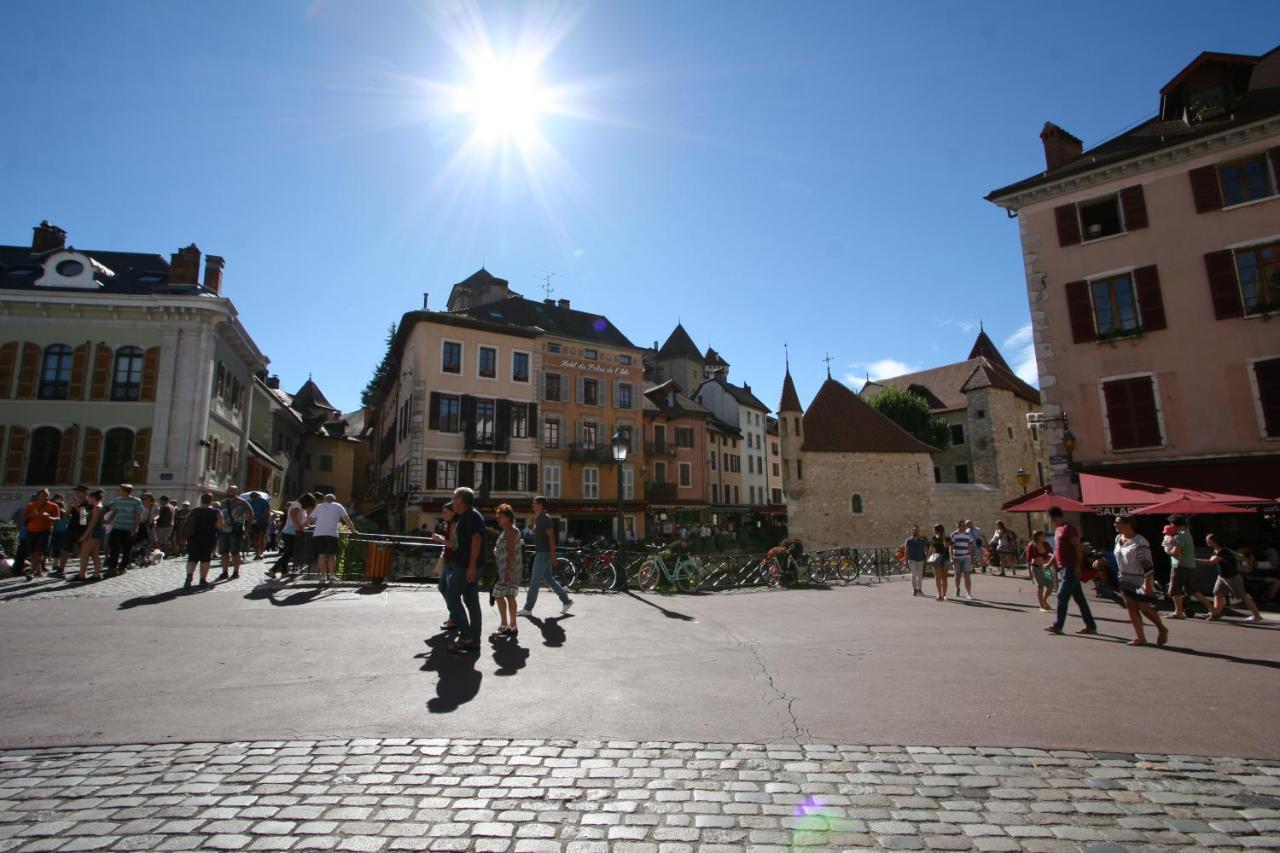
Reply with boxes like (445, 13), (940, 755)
(822, 353), (834, 379)
(784, 342), (790, 371)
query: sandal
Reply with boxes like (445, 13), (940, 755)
(1127, 638), (1147, 646)
(1156, 627), (1169, 646)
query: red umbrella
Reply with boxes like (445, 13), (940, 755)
(1004, 492), (1094, 514)
(1132, 495), (1255, 516)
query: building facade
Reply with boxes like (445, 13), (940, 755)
(987, 46), (1280, 499)
(695, 377), (771, 508)
(642, 380), (711, 534)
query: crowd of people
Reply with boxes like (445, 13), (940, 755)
(901, 508), (1272, 647)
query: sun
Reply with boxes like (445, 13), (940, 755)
(460, 57), (551, 145)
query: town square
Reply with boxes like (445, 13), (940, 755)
(2, 1), (1280, 850)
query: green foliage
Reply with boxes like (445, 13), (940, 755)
(360, 323), (398, 409)
(867, 385), (950, 450)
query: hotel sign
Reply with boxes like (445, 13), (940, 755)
(555, 359), (632, 377)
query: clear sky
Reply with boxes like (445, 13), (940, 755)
(3, 2), (1277, 413)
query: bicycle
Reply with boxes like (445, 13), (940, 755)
(522, 550), (579, 590)
(632, 547), (704, 592)
(574, 546), (621, 591)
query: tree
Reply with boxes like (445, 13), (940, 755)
(360, 323), (398, 409)
(866, 385), (950, 450)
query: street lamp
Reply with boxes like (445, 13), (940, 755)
(1015, 466), (1032, 539)
(611, 429), (629, 545)
(123, 459), (142, 485)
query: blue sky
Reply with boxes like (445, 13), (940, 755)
(3, 2), (1277, 412)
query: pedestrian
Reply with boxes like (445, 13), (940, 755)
(10, 499), (33, 577)
(929, 523), (950, 601)
(1202, 533), (1264, 623)
(267, 494), (311, 580)
(75, 490), (107, 582)
(430, 503), (458, 630)
(155, 496), (175, 557)
(1044, 506), (1098, 636)
(990, 521), (1017, 577)
(517, 496), (573, 618)
(967, 519), (985, 572)
(1025, 529), (1055, 612)
(19, 489), (60, 579)
(445, 487), (485, 654)
(216, 485), (253, 581)
(1166, 514), (1212, 619)
(248, 490), (271, 560)
(137, 493), (157, 558)
(183, 492), (224, 590)
(173, 500), (191, 553)
(58, 486), (90, 577)
(48, 494), (69, 576)
(490, 503), (523, 638)
(903, 525), (929, 597)
(102, 484), (143, 576)
(309, 493), (356, 585)
(1113, 515), (1168, 646)
(950, 520), (974, 600)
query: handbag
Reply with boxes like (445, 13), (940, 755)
(927, 553), (942, 565)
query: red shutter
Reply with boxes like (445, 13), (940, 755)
(81, 428), (103, 485)
(1103, 377), (1161, 450)
(4, 426), (28, 486)
(1119, 185), (1148, 231)
(56, 426), (79, 485)
(1254, 358), (1280, 438)
(1054, 203), (1081, 247)
(0, 342), (16, 399)
(68, 342), (90, 400)
(1065, 280), (1096, 343)
(1132, 265), (1166, 332)
(1189, 165), (1223, 213)
(16, 343), (40, 399)
(1204, 250), (1244, 320)
(90, 344), (112, 400)
(140, 346), (161, 402)
(133, 428), (151, 484)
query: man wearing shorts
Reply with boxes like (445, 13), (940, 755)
(950, 520), (974, 599)
(103, 484), (144, 576)
(1203, 533), (1264, 622)
(20, 489), (60, 579)
(310, 493), (355, 585)
(248, 491), (271, 560)
(1167, 514), (1212, 619)
(217, 485), (254, 581)
(154, 496), (175, 557)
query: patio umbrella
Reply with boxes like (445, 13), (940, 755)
(1132, 495), (1255, 516)
(1004, 492), (1094, 514)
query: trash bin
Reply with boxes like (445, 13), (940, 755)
(365, 543), (392, 584)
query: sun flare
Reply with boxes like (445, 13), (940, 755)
(460, 57), (551, 145)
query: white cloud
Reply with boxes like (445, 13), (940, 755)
(932, 316), (978, 334)
(844, 358), (921, 390)
(1004, 324), (1039, 386)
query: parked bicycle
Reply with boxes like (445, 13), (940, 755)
(573, 546), (621, 591)
(630, 546), (704, 592)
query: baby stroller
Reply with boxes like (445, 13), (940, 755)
(130, 530), (159, 567)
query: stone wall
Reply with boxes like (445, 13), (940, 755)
(787, 450), (934, 549)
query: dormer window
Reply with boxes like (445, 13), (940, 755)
(55, 259), (84, 277)
(1187, 83), (1229, 124)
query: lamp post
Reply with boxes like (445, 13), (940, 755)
(124, 459), (142, 486)
(1015, 466), (1032, 539)
(611, 429), (629, 545)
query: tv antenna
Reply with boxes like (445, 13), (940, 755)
(538, 271), (560, 300)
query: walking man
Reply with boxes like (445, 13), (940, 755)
(517, 496), (573, 617)
(903, 525), (929, 597)
(445, 487), (485, 653)
(1167, 514), (1212, 619)
(950, 520), (975, 599)
(310, 493), (356, 585)
(103, 484), (144, 576)
(155, 496), (175, 557)
(1045, 506), (1098, 636)
(217, 485), (253, 581)
(248, 491), (271, 560)
(19, 489), (60, 579)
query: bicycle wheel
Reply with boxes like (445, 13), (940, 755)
(634, 558), (660, 591)
(674, 558), (701, 593)
(595, 557), (619, 592)
(554, 556), (578, 590)
(836, 551), (861, 582)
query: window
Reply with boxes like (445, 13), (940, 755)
(619, 355), (632, 365)
(436, 394), (460, 432)
(1031, 425), (1040, 442)
(512, 351), (530, 383)
(438, 460), (458, 490)
(1007, 426), (1014, 440)
(1234, 241), (1280, 315)
(675, 427), (694, 449)
(38, 344), (73, 399)
(975, 409), (986, 419)
(1090, 273), (1140, 336)
(709, 450), (716, 470)
(543, 464), (561, 498)
(747, 456), (754, 474)
(771, 488), (782, 503)
(654, 462), (667, 484)
(1253, 357), (1280, 438)
(955, 464), (970, 484)
(757, 455), (763, 474)
(319, 455), (333, 472)
(476, 399), (496, 444)
(950, 424), (965, 446)
(442, 341), (462, 374)
(1037, 462), (1045, 485)
(616, 424), (634, 452)
(478, 346), (497, 379)
(543, 418), (561, 449)
(547, 342), (561, 353)
(622, 466), (634, 499)
(617, 382), (633, 410)
(1102, 375), (1163, 450)
(772, 462), (779, 477)
(1219, 154), (1275, 206)
(513, 464), (529, 492)
(583, 467), (599, 499)
(1079, 194), (1123, 241)
(25, 427), (60, 485)
(544, 372), (562, 402)
(933, 466), (941, 483)
(797, 460), (802, 479)
(733, 486), (740, 503)
(512, 403), (529, 439)
(583, 378), (599, 406)
(581, 421), (598, 449)
(100, 428), (135, 484)
(111, 347), (145, 401)
(711, 483), (719, 503)
(771, 441), (778, 456)
(850, 494), (864, 515)
(584, 348), (597, 360)
(679, 462), (692, 488)
(748, 485), (755, 504)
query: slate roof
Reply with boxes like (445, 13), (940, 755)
(859, 332), (1039, 412)
(0, 244), (210, 295)
(657, 323), (704, 361)
(801, 378), (937, 455)
(292, 379), (338, 414)
(967, 329), (1013, 374)
(457, 296), (637, 349)
(704, 347), (729, 367)
(779, 369), (802, 413)
(644, 380), (711, 418)
(701, 376), (769, 412)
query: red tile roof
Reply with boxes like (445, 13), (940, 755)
(801, 378), (937, 455)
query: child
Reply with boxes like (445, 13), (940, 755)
(490, 503), (524, 639)
(1161, 524), (1179, 556)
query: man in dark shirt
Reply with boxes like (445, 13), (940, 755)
(518, 496), (574, 617)
(1045, 506), (1098, 636)
(445, 487), (486, 652)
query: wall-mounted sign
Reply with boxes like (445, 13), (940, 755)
(555, 359), (631, 377)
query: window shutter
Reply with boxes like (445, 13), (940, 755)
(81, 428), (102, 484)
(16, 342), (40, 400)
(90, 343), (112, 400)
(481, 463), (494, 497)
(68, 343), (90, 400)
(460, 395), (477, 445)
(1132, 265), (1166, 332)
(1204, 250), (1244, 320)
(1054, 203), (1080, 247)
(426, 459), (438, 490)
(496, 399), (512, 451)
(1189, 165), (1223, 213)
(1254, 358), (1280, 438)
(527, 402), (537, 427)
(528, 463), (538, 491)
(56, 425), (78, 484)
(494, 462), (511, 491)
(1103, 377), (1160, 450)
(576, 376), (585, 404)
(0, 342), (15, 399)
(428, 393), (441, 430)
(140, 346), (161, 401)
(4, 426), (28, 486)
(1064, 280), (1096, 343)
(133, 428), (151, 483)
(1119, 185), (1148, 231)
(459, 461), (475, 488)
(1270, 147), (1280, 191)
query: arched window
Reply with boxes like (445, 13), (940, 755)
(25, 427), (61, 485)
(38, 344), (74, 399)
(100, 428), (135, 485)
(850, 494), (864, 515)
(111, 347), (145, 401)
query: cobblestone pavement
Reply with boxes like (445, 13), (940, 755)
(2, 738), (1279, 852)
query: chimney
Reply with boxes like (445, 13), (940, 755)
(544, 298), (555, 306)
(169, 244), (201, 285)
(32, 220), (66, 253)
(557, 298), (570, 309)
(422, 292), (429, 310)
(203, 255), (225, 294)
(1040, 122), (1083, 171)
(743, 383), (751, 394)
(266, 375), (281, 390)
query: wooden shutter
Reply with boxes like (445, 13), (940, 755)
(1132, 265), (1166, 332)
(495, 399), (511, 452)
(480, 463), (493, 497)
(1102, 377), (1161, 450)
(1204, 250), (1244, 320)
(426, 459), (438, 490)
(428, 392), (441, 430)
(68, 343), (90, 400)
(1271, 148), (1280, 191)
(133, 428), (151, 483)
(81, 428), (103, 485)
(0, 342), (16, 400)
(1064, 280), (1096, 343)
(537, 370), (546, 400)
(1054, 203), (1080, 247)
(140, 346), (161, 401)
(460, 395), (476, 446)
(1189, 165), (1223, 213)
(1119, 185), (1148, 231)
(55, 426), (78, 484)
(527, 402), (537, 430)
(4, 426), (28, 486)
(458, 461), (475, 488)
(16, 342), (40, 399)
(1254, 358), (1280, 438)
(576, 376), (585, 404)
(494, 462), (511, 491)
(90, 343), (112, 400)
(527, 464), (538, 492)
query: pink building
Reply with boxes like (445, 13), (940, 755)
(987, 47), (1280, 500)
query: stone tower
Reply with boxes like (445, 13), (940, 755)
(778, 363), (804, 498)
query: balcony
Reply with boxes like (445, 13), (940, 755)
(645, 481), (678, 500)
(570, 443), (613, 463)
(646, 441), (677, 458)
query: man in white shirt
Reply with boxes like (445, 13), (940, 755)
(309, 494), (355, 585)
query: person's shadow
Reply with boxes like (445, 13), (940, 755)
(417, 633), (482, 713)
(622, 590), (696, 621)
(243, 584), (327, 607)
(526, 615), (568, 647)
(491, 635), (530, 676)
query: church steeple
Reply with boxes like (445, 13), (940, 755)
(967, 327), (1013, 374)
